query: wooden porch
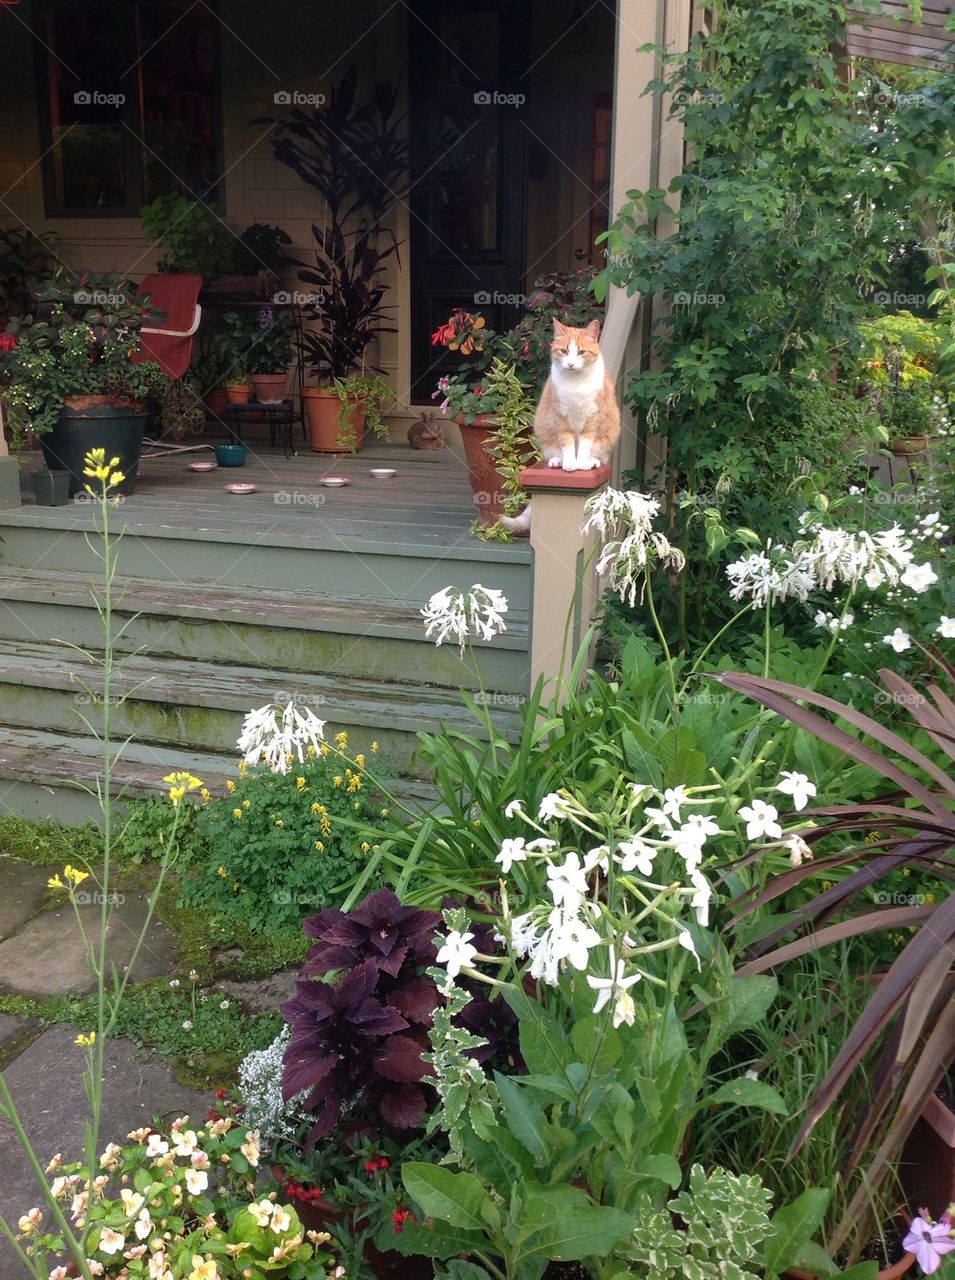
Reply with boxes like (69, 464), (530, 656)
(0, 436), (532, 822)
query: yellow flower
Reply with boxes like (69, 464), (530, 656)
(306, 745), (317, 758)
(310, 802), (322, 815)
(216, 866), (228, 878)
(169, 786), (186, 805)
(242, 799), (251, 809)
(200, 788), (211, 803)
(274, 818), (284, 827)
(320, 743), (330, 757)
(238, 761), (249, 776)
(361, 842), (371, 853)
(226, 780), (236, 793)
(163, 772), (202, 808)
(188, 1257), (219, 1280)
(355, 753), (366, 768)
(232, 881), (240, 891)
(333, 776), (343, 788)
(347, 775), (362, 793)
(371, 741), (380, 753)
(62, 865), (88, 887)
(233, 808), (243, 820)
(75, 1031), (96, 1047)
(47, 874), (65, 890)
(380, 808), (389, 818)
(321, 820), (332, 836)
(335, 731), (348, 750)
(296, 776), (307, 790)
(108, 470), (125, 489)
(314, 841), (325, 853)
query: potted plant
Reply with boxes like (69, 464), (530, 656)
(0, 273), (170, 495)
(140, 193), (237, 280)
(31, 467), (70, 506)
(328, 371), (392, 453)
(225, 374), (252, 405)
(222, 305), (295, 405)
(258, 65), (408, 453)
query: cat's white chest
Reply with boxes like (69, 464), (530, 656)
(552, 361), (603, 433)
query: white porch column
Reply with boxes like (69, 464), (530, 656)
(521, 462), (611, 703)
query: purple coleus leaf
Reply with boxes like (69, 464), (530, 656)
(389, 976), (439, 1026)
(377, 1082), (429, 1129)
(303, 889), (441, 978)
(373, 1031), (433, 1083)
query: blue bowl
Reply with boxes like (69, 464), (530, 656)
(214, 444), (247, 467)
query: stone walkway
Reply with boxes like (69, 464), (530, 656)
(0, 857), (208, 1278)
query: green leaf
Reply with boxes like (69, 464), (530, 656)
(495, 1072), (549, 1162)
(402, 1163), (499, 1233)
(634, 1153), (683, 1189)
(838, 1264), (878, 1280)
(521, 1187), (637, 1261)
(710, 976), (778, 1049)
(571, 1017), (622, 1070)
(707, 1076), (788, 1114)
(788, 1240), (839, 1277)
(439, 1263), (493, 1280)
(762, 1188), (831, 1280)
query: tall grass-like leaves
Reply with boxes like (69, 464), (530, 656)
(712, 657), (955, 1246)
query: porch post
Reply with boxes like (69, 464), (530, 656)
(520, 462), (611, 703)
(0, 403), (21, 510)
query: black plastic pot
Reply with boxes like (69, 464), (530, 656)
(40, 396), (147, 496)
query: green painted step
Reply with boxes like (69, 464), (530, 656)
(0, 726), (436, 826)
(0, 640), (521, 777)
(0, 514), (532, 603)
(0, 568), (529, 693)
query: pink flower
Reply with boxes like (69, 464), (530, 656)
(903, 1215), (955, 1274)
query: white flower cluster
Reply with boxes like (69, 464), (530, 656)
(421, 584), (508, 655)
(814, 609), (854, 635)
(582, 488), (686, 607)
(237, 1027), (309, 1140)
(237, 701), (326, 774)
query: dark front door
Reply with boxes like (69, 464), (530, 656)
(408, 0), (530, 402)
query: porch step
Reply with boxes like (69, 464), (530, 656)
(0, 640), (521, 779)
(0, 726), (437, 827)
(0, 567), (529, 693)
(0, 509), (532, 604)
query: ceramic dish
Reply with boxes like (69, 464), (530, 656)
(224, 483), (257, 494)
(369, 468), (397, 479)
(188, 460), (218, 472)
(320, 476), (351, 487)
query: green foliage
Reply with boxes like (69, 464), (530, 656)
(180, 744), (383, 931)
(0, 815), (102, 867)
(596, 0), (955, 651)
(330, 371), (392, 448)
(627, 1165), (774, 1280)
(1, 274), (170, 435)
(139, 193), (237, 276)
(116, 795), (202, 866)
(220, 307), (295, 376)
(0, 225), (55, 324)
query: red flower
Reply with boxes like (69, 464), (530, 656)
(392, 1205), (415, 1232)
(0, 333), (16, 352)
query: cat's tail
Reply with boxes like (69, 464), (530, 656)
(499, 504), (532, 534)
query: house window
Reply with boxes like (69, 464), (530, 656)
(37, 1), (223, 216)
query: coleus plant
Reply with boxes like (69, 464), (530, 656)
(281, 890), (521, 1145)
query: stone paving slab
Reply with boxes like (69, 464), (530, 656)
(0, 859), (50, 940)
(0, 1024), (210, 1278)
(215, 968), (298, 1016)
(0, 888), (175, 997)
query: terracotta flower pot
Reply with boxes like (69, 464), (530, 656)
(901, 1092), (955, 1218)
(250, 373), (288, 404)
(889, 435), (929, 455)
(456, 414), (528, 531)
(204, 387), (229, 420)
(303, 387), (365, 453)
(784, 1254), (914, 1280)
(226, 384), (253, 405)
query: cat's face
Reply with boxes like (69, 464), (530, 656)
(551, 319), (601, 372)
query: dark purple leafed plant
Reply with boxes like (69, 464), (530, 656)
(282, 890), (441, 1143)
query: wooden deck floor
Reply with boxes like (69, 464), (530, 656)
(3, 433), (531, 562)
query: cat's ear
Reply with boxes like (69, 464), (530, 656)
(585, 319), (601, 341)
(552, 318), (567, 337)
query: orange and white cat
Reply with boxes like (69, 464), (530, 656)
(501, 318), (620, 533)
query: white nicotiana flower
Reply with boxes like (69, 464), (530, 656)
(669, 814), (721, 872)
(545, 851), (589, 910)
(688, 867), (712, 927)
(421, 584), (508, 655)
(900, 561), (939, 593)
(938, 616), (955, 639)
(504, 799), (525, 819)
(616, 837), (657, 877)
(583, 844), (611, 875)
(661, 785), (690, 822)
(738, 799), (783, 842)
(883, 627), (912, 653)
(546, 907), (601, 971)
(237, 701), (326, 774)
(496, 837), (528, 873)
(525, 837), (558, 852)
(677, 928), (700, 968)
(435, 930), (478, 984)
(538, 791), (575, 822)
(587, 960), (642, 1028)
(776, 771), (817, 812)
(786, 834), (814, 867)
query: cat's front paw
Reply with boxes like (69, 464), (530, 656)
(586, 458), (602, 469)
(562, 460), (580, 472)
(546, 457), (563, 468)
